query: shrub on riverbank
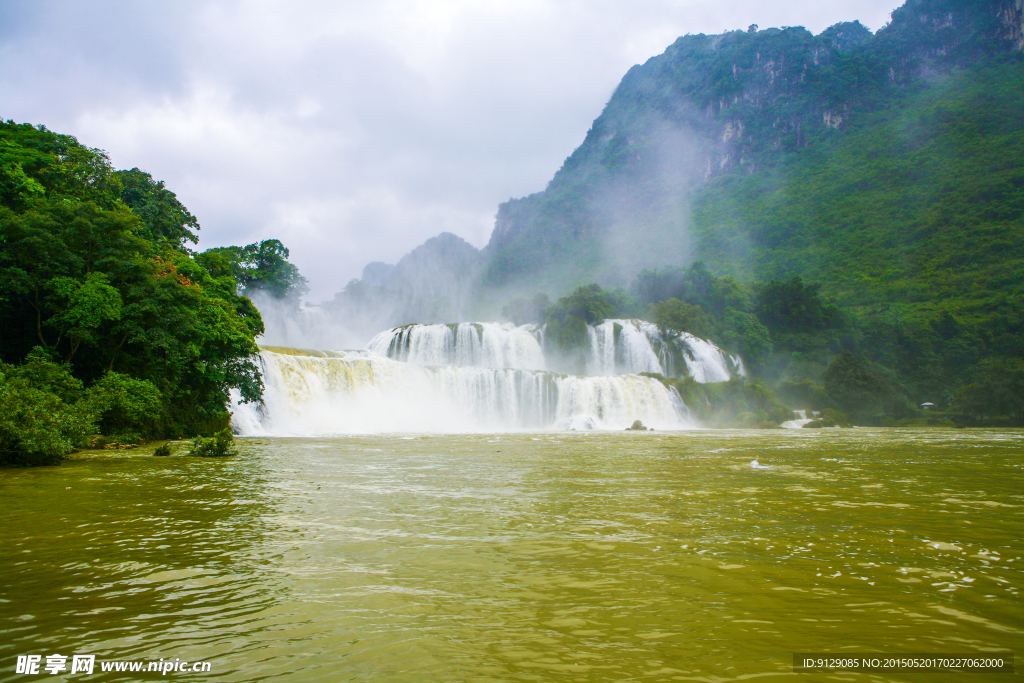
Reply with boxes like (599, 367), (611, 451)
(188, 429), (236, 457)
(0, 353), (96, 466)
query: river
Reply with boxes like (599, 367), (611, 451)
(1, 428), (1021, 681)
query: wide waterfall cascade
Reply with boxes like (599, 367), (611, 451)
(586, 319), (742, 381)
(367, 322), (546, 371)
(231, 347), (697, 435)
(368, 319), (741, 381)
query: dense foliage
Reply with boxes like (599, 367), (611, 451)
(503, 252), (1019, 424)
(198, 239), (308, 300)
(642, 373), (794, 429)
(0, 350), (95, 465)
(188, 428), (237, 458)
(0, 121), (302, 465)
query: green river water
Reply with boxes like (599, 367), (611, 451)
(1, 429), (1021, 681)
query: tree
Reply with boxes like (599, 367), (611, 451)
(0, 349), (96, 466)
(755, 277), (838, 335)
(823, 350), (882, 417)
(649, 298), (711, 338)
(540, 284), (618, 373)
(0, 121), (269, 452)
(719, 309), (773, 365)
(546, 284), (615, 325)
(198, 239), (308, 300)
(116, 168), (199, 250)
(952, 359), (1024, 422)
(86, 371), (164, 440)
(46, 272), (122, 362)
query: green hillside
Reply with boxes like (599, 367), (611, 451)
(693, 60), (1024, 317)
(469, 0), (1024, 419)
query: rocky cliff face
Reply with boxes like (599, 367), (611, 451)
(482, 0), (1022, 287)
(1001, 0), (1024, 50)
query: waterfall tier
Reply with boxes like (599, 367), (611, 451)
(231, 347), (697, 435)
(584, 319), (742, 381)
(368, 319), (742, 381)
(366, 322), (546, 370)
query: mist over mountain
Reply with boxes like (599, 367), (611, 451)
(480, 0), (1022, 293)
(345, 0), (1020, 315)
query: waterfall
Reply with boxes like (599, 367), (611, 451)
(367, 322), (546, 370)
(368, 319), (740, 381)
(584, 319), (740, 381)
(232, 347), (696, 435)
(585, 320), (663, 375)
(234, 318), (744, 435)
(781, 410), (815, 429)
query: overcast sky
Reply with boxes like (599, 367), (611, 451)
(1, 0), (897, 299)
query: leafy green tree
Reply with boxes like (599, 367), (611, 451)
(539, 285), (618, 373)
(952, 359), (1024, 422)
(777, 379), (835, 411)
(0, 122), (122, 207)
(86, 372), (164, 441)
(649, 298), (711, 338)
(0, 149), (46, 210)
(46, 272), (122, 362)
(200, 239), (308, 300)
(823, 350), (883, 417)
(8, 346), (84, 402)
(633, 262), (748, 316)
(546, 284), (615, 325)
(188, 428), (236, 457)
(0, 121), (269, 451)
(755, 277), (840, 336)
(0, 351), (96, 466)
(719, 309), (773, 365)
(116, 168), (199, 250)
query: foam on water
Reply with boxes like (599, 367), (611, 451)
(236, 319), (745, 435)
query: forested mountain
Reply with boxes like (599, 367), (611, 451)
(347, 0), (1022, 421)
(483, 0), (1022, 295)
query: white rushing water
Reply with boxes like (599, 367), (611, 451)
(232, 347), (696, 434)
(233, 319), (744, 436)
(781, 409), (815, 429)
(366, 322), (546, 371)
(369, 319), (741, 381)
(585, 319), (741, 381)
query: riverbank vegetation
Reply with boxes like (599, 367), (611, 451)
(0, 121), (303, 465)
(507, 271), (1023, 427)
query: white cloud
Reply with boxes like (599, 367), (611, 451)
(0, 0), (898, 298)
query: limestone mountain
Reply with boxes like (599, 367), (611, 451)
(480, 0), (1023, 300)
